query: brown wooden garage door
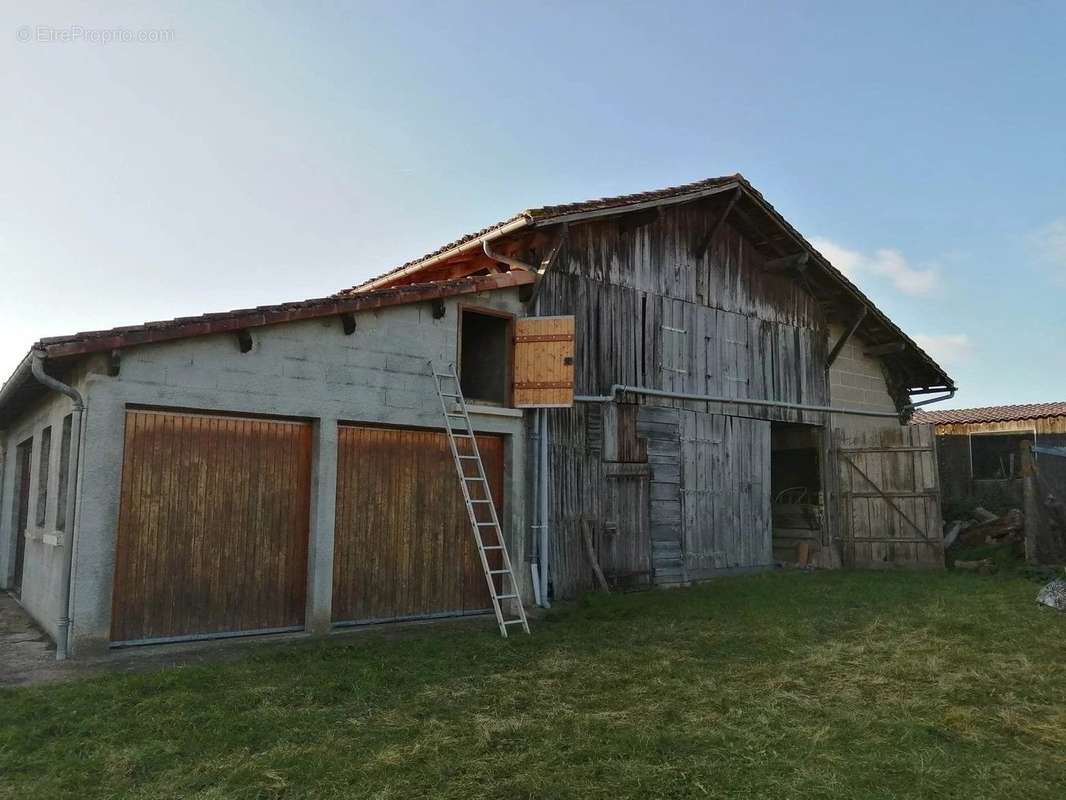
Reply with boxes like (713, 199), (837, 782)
(111, 409), (313, 643)
(333, 425), (504, 624)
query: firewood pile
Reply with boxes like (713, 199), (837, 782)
(943, 506), (1024, 550)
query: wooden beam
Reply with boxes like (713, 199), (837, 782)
(863, 342), (906, 356)
(526, 223), (569, 307)
(826, 306), (867, 368)
(691, 187), (742, 260)
(762, 252), (809, 273)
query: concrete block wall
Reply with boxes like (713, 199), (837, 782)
(0, 369), (87, 640)
(4, 287), (531, 656)
(826, 324), (901, 436)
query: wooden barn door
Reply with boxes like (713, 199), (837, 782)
(513, 316), (575, 407)
(332, 425), (504, 624)
(111, 410), (313, 644)
(834, 424), (944, 568)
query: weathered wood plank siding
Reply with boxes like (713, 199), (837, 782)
(834, 424), (943, 568)
(536, 206), (832, 597)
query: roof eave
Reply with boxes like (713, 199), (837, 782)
(356, 216), (532, 293)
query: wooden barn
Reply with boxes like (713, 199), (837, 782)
(1, 174), (955, 658)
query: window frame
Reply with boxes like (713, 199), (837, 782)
(968, 429), (1036, 481)
(456, 304), (515, 407)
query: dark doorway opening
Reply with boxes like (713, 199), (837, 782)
(770, 423), (824, 566)
(459, 308), (512, 406)
(11, 439), (33, 597)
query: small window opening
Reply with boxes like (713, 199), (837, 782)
(460, 309), (511, 405)
(771, 423), (824, 566)
(971, 432), (1034, 480)
(12, 439), (33, 595)
(56, 414), (73, 531)
(35, 426), (52, 527)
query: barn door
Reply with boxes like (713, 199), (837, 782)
(332, 425), (505, 624)
(111, 410), (313, 644)
(834, 424), (944, 568)
(513, 316), (575, 407)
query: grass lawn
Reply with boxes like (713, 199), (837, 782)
(2, 570), (1065, 799)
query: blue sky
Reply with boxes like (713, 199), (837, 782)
(2, 1), (1064, 408)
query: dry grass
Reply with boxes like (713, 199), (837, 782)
(2, 570), (1065, 799)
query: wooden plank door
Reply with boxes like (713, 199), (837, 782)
(332, 425), (505, 624)
(834, 423), (944, 568)
(111, 410), (313, 643)
(12, 440), (32, 596)
(513, 316), (575, 407)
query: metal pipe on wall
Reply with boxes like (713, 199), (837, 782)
(539, 408), (551, 608)
(574, 384), (945, 418)
(29, 351), (85, 661)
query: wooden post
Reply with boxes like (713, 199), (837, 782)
(1021, 440), (1039, 565)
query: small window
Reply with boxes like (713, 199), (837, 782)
(971, 432), (1034, 480)
(56, 414), (73, 531)
(35, 426), (52, 527)
(459, 309), (511, 405)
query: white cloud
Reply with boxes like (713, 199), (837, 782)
(913, 334), (974, 366)
(810, 237), (940, 296)
(1029, 218), (1066, 283)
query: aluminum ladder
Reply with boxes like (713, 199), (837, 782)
(432, 364), (530, 637)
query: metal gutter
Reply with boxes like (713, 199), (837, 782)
(483, 238), (535, 273)
(359, 217), (531, 291)
(29, 351), (85, 661)
(358, 182), (742, 293)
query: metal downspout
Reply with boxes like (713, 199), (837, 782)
(30, 351), (84, 661)
(529, 408), (543, 607)
(539, 409), (551, 608)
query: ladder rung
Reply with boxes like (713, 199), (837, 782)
(458, 455), (479, 459)
(476, 521), (496, 526)
(489, 569), (510, 575)
(453, 434), (474, 439)
(482, 545), (504, 550)
(464, 476), (486, 481)
(440, 392), (461, 398)
(434, 372), (456, 379)
(470, 499), (492, 503)
(495, 594), (518, 600)
(503, 619), (526, 625)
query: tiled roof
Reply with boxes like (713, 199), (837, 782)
(33, 272), (534, 359)
(912, 403), (1066, 425)
(339, 175), (742, 294)
(336, 172), (952, 391)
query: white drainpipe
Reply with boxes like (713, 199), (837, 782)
(30, 351), (84, 661)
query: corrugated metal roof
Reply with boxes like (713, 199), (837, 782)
(912, 402), (1066, 425)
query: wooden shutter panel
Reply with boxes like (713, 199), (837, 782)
(513, 315), (575, 408)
